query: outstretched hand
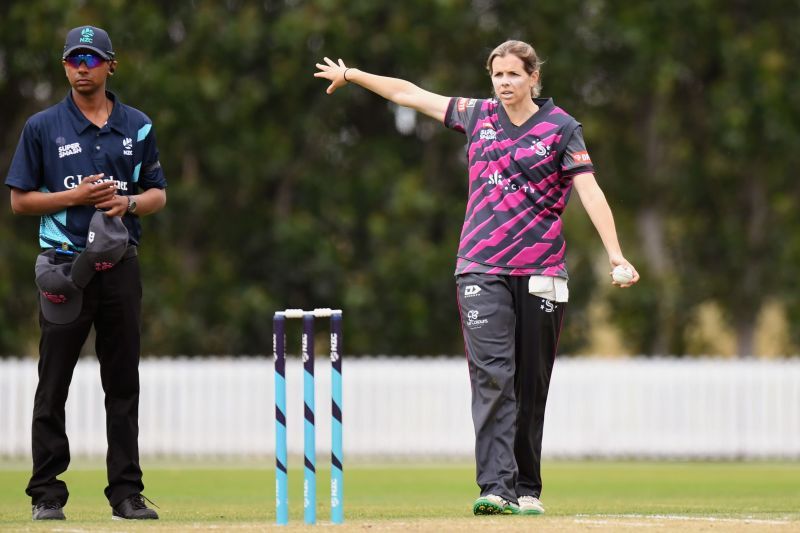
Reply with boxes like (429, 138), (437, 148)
(609, 254), (640, 288)
(314, 57), (350, 94)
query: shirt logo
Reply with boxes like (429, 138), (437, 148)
(456, 98), (475, 112)
(464, 285), (482, 297)
(88, 231), (95, 244)
(122, 138), (133, 155)
(80, 27), (94, 44)
(533, 139), (552, 157)
(58, 142), (82, 159)
(572, 151), (591, 164)
(486, 169), (535, 195)
(479, 122), (497, 141)
(63, 174), (128, 191)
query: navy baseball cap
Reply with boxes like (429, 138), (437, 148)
(63, 26), (115, 60)
(35, 250), (84, 325)
(71, 210), (129, 288)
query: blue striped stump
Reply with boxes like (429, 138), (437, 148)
(273, 313), (288, 525)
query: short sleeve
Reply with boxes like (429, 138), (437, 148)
(560, 126), (595, 178)
(137, 124), (167, 190)
(5, 120), (43, 191)
(444, 97), (481, 134)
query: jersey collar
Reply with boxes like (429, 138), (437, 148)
(64, 90), (125, 135)
(497, 97), (555, 140)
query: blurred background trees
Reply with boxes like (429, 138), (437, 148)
(1, 0), (798, 357)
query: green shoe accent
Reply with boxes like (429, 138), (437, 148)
(473, 495), (519, 516)
(473, 497), (503, 515)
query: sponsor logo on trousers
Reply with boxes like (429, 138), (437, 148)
(466, 309), (489, 329)
(464, 285), (482, 297)
(540, 299), (558, 313)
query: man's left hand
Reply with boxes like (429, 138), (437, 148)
(95, 195), (127, 217)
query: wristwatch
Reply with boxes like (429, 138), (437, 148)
(126, 196), (137, 214)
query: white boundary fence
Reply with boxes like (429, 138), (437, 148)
(1, 357), (798, 459)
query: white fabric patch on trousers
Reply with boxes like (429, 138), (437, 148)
(528, 275), (569, 302)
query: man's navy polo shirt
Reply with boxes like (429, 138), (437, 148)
(5, 90), (167, 250)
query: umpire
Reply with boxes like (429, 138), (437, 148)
(5, 26), (166, 520)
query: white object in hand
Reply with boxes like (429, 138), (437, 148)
(611, 265), (634, 284)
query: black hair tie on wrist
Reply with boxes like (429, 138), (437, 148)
(343, 68), (351, 82)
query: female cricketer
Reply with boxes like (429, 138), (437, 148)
(315, 40), (639, 516)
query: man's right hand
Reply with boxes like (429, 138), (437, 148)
(72, 174), (116, 206)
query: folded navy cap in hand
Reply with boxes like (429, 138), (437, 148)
(71, 210), (129, 288)
(35, 250), (83, 325)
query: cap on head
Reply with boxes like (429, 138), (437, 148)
(71, 210), (130, 288)
(35, 250), (84, 325)
(63, 25), (115, 60)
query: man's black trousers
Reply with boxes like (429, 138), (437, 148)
(26, 253), (144, 507)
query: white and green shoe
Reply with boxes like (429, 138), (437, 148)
(472, 494), (519, 515)
(517, 495), (545, 515)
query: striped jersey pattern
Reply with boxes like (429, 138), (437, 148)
(445, 97), (594, 277)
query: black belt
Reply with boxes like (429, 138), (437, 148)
(50, 245), (138, 262)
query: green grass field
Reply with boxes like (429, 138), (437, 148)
(1, 461), (798, 531)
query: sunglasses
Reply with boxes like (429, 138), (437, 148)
(64, 53), (106, 69)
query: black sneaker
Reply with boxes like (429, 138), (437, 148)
(112, 494), (159, 520)
(32, 501), (65, 520)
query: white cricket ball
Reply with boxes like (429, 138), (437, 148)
(611, 265), (634, 284)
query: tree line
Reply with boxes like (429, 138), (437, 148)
(1, 0), (798, 357)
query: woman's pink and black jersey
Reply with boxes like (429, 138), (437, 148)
(445, 97), (594, 277)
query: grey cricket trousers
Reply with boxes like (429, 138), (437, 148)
(456, 273), (566, 502)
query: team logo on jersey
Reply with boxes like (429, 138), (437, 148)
(58, 142), (82, 159)
(572, 151), (591, 164)
(532, 139), (552, 157)
(122, 138), (133, 155)
(479, 122), (497, 141)
(464, 285), (482, 297)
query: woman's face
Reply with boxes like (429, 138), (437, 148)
(490, 54), (538, 107)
